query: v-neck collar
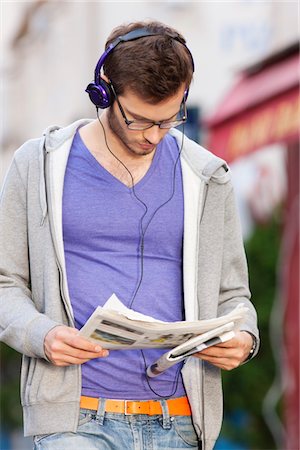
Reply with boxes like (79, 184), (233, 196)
(74, 130), (163, 191)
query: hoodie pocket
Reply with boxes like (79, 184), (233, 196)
(21, 356), (37, 405)
(21, 357), (79, 406)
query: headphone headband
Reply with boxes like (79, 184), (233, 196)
(95, 29), (167, 85)
(86, 27), (194, 109)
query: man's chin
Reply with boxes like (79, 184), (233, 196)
(138, 143), (156, 153)
(123, 143), (156, 157)
(134, 143), (156, 155)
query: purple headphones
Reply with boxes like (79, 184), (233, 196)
(86, 27), (194, 109)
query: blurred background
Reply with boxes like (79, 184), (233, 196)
(0, 1), (299, 449)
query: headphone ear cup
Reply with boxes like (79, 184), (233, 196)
(85, 79), (113, 109)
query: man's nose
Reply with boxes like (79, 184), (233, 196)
(143, 125), (166, 145)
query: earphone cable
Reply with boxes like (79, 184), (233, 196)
(140, 349), (183, 399)
(97, 109), (149, 216)
(129, 123), (185, 309)
(97, 108), (186, 397)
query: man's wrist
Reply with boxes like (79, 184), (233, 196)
(244, 333), (258, 362)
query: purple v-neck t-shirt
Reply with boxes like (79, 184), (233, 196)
(63, 130), (186, 399)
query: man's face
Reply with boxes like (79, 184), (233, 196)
(107, 85), (186, 157)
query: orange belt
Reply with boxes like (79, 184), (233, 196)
(80, 395), (191, 416)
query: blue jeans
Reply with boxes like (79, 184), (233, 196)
(33, 399), (200, 449)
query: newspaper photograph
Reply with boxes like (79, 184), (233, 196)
(80, 294), (248, 350)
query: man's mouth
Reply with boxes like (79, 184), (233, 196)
(139, 142), (155, 151)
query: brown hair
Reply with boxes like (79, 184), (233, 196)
(103, 21), (194, 103)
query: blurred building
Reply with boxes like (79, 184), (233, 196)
(206, 42), (299, 450)
(1, 1), (298, 179)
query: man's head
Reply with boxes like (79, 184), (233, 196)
(86, 21), (194, 108)
(103, 21), (194, 103)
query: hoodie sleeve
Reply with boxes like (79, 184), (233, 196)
(218, 183), (260, 357)
(0, 157), (60, 358)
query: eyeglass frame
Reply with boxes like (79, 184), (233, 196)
(110, 83), (187, 131)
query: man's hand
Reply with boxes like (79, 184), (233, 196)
(193, 331), (254, 370)
(44, 325), (109, 366)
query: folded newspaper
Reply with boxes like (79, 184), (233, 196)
(80, 294), (248, 376)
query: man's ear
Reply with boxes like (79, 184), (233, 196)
(101, 74), (110, 84)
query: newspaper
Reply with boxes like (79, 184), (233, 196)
(80, 294), (248, 352)
(146, 327), (236, 377)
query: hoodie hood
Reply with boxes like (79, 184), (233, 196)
(43, 119), (92, 152)
(39, 119), (92, 223)
(169, 128), (230, 184)
(43, 119), (230, 182)
(38, 119), (230, 224)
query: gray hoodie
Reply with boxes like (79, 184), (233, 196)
(0, 119), (259, 450)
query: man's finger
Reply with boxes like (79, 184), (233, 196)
(194, 352), (241, 370)
(50, 341), (109, 360)
(51, 327), (104, 353)
(44, 325), (109, 365)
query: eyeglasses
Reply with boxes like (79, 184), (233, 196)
(110, 84), (187, 131)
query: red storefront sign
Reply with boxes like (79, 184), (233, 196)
(207, 51), (299, 161)
(209, 89), (299, 162)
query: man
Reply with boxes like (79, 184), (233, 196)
(0, 21), (259, 450)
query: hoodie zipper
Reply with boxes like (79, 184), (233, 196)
(44, 150), (74, 326)
(44, 146), (82, 431)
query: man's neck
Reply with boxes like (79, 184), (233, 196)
(78, 114), (156, 186)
